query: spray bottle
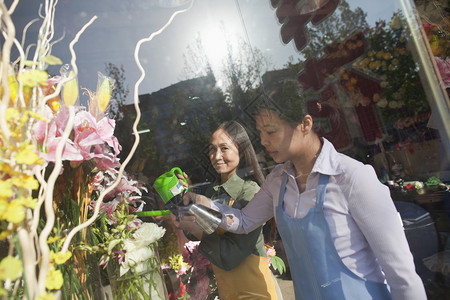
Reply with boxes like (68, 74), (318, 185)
(138, 167), (222, 234)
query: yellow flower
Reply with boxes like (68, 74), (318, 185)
(0, 163), (19, 176)
(361, 58), (370, 67)
(0, 256), (22, 281)
(15, 197), (38, 209)
(369, 61), (381, 70)
(45, 268), (63, 290)
(392, 92), (401, 100)
(0, 230), (11, 240)
(0, 199), (7, 217)
(15, 143), (43, 165)
(6, 107), (19, 123)
(9, 74), (18, 102)
(47, 236), (60, 244)
(17, 69), (48, 87)
(9, 175), (39, 190)
(0, 181), (13, 199)
(50, 251), (72, 265)
(389, 101), (399, 109)
(372, 93), (381, 103)
(377, 98), (388, 108)
(376, 51), (384, 59)
(63, 71), (79, 107)
(4, 201), (26, 224)
(383, 53), (391, 60)
(97, 75), (113, 112)
(37, 292), (56, 300)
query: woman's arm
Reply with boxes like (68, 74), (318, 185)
(212, 181), (275, 234)
(348, 165), (426, 300)
(197, 226), (264, 270)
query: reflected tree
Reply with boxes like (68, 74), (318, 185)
(105, 63), (130, 121)
(301, 1), (368, 58)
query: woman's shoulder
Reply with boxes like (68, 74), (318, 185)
(334, 152), (381, 187)
(240, 178), (260, 195)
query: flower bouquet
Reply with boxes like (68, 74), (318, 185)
(0, 0), (191, 298)
(83, 203), (168, 300)
(162, 240), (217, 300)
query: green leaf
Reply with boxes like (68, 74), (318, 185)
(270, 255), (286, 275)
(107, 239), (122, 255)
(42, 55), (63, 65)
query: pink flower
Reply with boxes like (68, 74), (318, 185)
(187, 272), (211, 300)
(32, 106), (84, 162)
(182, 241), (211, 272)
(72, 110), (121, 170)
(265, 245), (276, 267)
(33, 106), (122, 168)
(435, 56), (450, 88)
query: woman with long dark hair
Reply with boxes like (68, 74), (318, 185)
(180, 120), (281, 300)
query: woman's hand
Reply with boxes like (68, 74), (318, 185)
(176, 172), (191, 189)
(183, 192), (211, 207)
(178, 215), (203, 239)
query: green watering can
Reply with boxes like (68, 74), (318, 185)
(136, 167), (188, 217)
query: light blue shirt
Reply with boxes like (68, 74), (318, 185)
(212, 138), (426, 300)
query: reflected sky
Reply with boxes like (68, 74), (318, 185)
(10, 0), (396, 102)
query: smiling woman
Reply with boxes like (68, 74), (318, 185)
(5, 0), (449, 299)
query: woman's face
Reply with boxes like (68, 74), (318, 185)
(255, 109), (303, 163)
(209, 128), (240, 182)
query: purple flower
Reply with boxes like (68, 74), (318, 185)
(113, 249), (127, 264)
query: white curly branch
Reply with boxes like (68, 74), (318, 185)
(60, 0), (195, 254)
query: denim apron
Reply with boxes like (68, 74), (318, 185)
(275, 173), (392, 299)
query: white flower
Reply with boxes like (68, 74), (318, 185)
(415, 181), (424, 190)
(377, 98), (388, 108)
(118, 223), (165, 276)
(120, 239), (155, 276)
(133, 223), (166, 247)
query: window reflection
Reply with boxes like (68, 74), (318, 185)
(9, 0), (448, 298)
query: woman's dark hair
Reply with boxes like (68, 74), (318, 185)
(216, 121), (265, 186)
(255, 79), (307, 127)
(255, 79), (343, 141)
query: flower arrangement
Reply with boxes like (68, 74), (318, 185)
(161, 240), (286, 300)
(0, 0), (192, 298)
(351, 11), (430, 123)
(0, 2), (105, 296)
(81, 202), (168, 299)
(162, 241), (216, 300)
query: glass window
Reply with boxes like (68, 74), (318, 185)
(7, 0), (449, 299)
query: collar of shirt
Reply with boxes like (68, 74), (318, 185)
(212, 173), (244, 200)
(282, 138), (344, 178)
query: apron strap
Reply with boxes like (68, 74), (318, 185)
(278, 173), (289, 210)
(316, 174), (329, 211)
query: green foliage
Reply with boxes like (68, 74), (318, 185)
(270, 256), (286, 275)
